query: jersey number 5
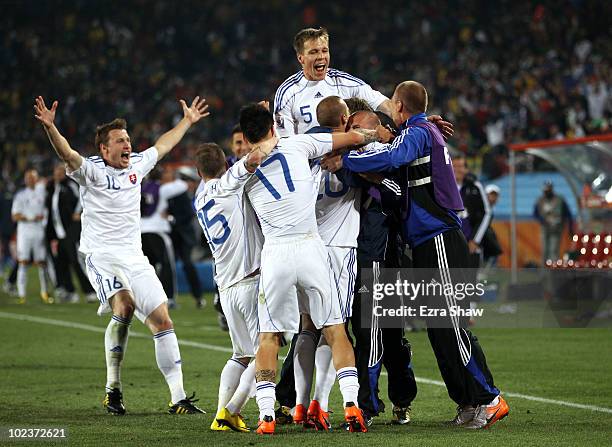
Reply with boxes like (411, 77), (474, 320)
(255, 153), (295, 200)
(197, 200), (230, 250)
(300, 105), (313, 124)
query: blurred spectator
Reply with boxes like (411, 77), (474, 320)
(141, 168), (188, 308)
(533, 181), (574, 264)
(482, 184), (502, 267)
(169, 167), (205, 308)
(226, 124), (248, 166)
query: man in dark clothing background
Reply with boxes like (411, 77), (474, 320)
(46, 163), (95, 303)
(169, 168), (204, 308)
(453, 153), (492, 268)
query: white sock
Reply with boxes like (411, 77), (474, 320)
(293, 329), (318, 406)
(336, 366), (359, 406)
(17, 264), (27, 298)
(255, 381), (276, 420)
(217, 358), (247, 413)
(154, 329), (186, 404)
(105, 315), (131, 391)
(226, 361), (255, 414)
(313, 338), (335, 411)
(37, 266), (48, 294)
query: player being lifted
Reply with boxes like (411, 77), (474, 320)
(193, 139), (277, 433)
(273, 27), (393, 136)
(33, 95), (208, 416)
(239, 103), (386, 434)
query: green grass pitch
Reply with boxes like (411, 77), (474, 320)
(0, 285), (611, 446)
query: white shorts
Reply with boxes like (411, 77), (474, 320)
(220, 276), (260, 358)
(258, 233), (343, 335)
(84, 251), (167, 323)
(327, 246), (357, 321)
(16, 230), (46, 262)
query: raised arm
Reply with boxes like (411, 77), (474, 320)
(155, 97), (210, 160)
(34, 97), (82, 172)
(331, 128), (386, 151)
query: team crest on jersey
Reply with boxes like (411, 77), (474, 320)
(129, 173), (137, 184)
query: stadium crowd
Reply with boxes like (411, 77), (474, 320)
(2, 0), (611, 188)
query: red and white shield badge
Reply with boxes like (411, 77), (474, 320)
(129, 173), (137, 184)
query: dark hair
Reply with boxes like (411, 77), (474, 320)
(293, 27), (329, 54)
(375, 111), (398, 133)
(239, 103), (274, 144)
(95, 118), (127, 151)
(344, 97), (373, 114)
(194, 143), (226, 178)
(316, 96), (346, 128)
(231, 124), (242, 136)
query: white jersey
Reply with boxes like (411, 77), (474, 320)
(194, 159), (263, 290)
(312, 164), (360, 248)
(273, 68), (387, 136)
(67, 147), (158, 254)
(245, 133), (333, 238)
(141, 179), (188, 234)
(11, 186), (47, 236)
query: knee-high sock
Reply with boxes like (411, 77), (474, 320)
(154, 329), (186, 404)
(313, 337), (336, 411)
(226, 361), (255, 414)
(256, 381), (276, 420)
(217, 358), (247, 413)
(17, 264), (27, 298)
(37, 265), (48, 294)
(293, 329), (318, 406)
(105, 315), (131, 391)
(337, 366), (359, 406)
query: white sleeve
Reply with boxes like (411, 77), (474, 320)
(160, 179), (188, 201)
(273, 86), (297, 137)
(11, 192), (23, 216)
(131, 147), (159, 177)
(66, 157), (103, 186)
(205, 158), (252, 198)
(294, 133), (333, 159)
(354, 83), (388, 111)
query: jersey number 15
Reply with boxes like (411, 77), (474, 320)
(197, 200), (230, 250)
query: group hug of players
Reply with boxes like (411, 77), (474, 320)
(32, 27), (509, 435)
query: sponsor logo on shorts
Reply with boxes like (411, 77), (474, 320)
(258, 291), (266, 304)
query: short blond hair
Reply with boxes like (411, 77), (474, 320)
(293, 27), (329, 54)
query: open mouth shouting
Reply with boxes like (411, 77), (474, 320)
(313, 62), (327, 77)
(120, 149), (131, 164)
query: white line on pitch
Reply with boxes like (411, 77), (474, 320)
(1, 310), (611, 415)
